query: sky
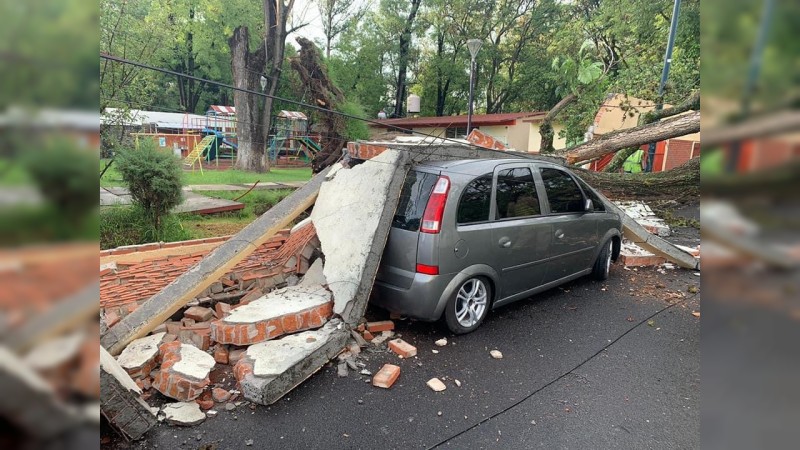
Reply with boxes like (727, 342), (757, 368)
(289, 0), (331, 47)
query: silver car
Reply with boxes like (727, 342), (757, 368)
(372, 158), (622, 334)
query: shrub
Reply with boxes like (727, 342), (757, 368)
(23, 138), (98, 222)
(115, 141), (183, 230)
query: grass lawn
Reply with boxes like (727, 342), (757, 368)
(100, 159), (312, 187)
(176, 189), (297, 239)
(0, 158), (33, 185)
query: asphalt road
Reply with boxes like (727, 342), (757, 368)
(124, 234), (701, 450)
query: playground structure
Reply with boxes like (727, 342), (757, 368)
(267, 111), (321, 166)
(129, 107), (321, 172)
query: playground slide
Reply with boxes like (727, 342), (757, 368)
(221, 138), (238, 150)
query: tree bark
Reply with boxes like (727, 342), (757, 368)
(539, 93), (577, 154)
(575, 156), (700, 199)
(393, 0), (422, 118)
(229, 26), (268, 172)
(228, 1), (293, 172)
(560, 111), (700, 165)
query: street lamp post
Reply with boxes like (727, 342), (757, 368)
(466, 39), (483, 136)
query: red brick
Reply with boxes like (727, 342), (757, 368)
(366, 320), (394, 333)
(372, 364), (401, 389)
(362, 330), (374, 341)
(212, 387), (231, 403)
(213, 345), (229, 365)
(388, 339), (417, 358)
(184, 306), (214, 322)
(104, 309), (121, 328)
(215, 302), (232, 318)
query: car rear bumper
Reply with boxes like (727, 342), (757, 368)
(372, 272), (456, 321)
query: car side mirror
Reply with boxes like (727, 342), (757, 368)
(584, 199), (594, 212)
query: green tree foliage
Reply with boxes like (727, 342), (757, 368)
(115, 141), (183, 231)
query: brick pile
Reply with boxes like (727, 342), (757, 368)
(100, 224), (319, 329)
(103, 222), (346, 412)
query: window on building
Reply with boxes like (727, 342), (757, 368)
(540, 168), (585, 214)
(456, 173), (492, 224)
(495, 168), (540, 219)
(446, 126), (469, 139)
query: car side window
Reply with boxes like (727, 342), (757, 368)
(576, 178), (605, 212)
(540, 168), (585, 214)
(495, 167), (540, 219)
(456, 173), (492, 224)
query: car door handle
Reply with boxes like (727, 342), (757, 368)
(498, 237), (512, 248)
(555, 230), (565, 240)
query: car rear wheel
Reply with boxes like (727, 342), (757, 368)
(592, 239), (613, 281)
(445, 277), (490, 334)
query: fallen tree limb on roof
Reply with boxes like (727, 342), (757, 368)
(101, 167), (331, 356)
(560, 111), (700, 165)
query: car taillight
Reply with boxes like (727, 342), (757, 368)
(420, 176), (450, 234)
(416, 263), (439, 275)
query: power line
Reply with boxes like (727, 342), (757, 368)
(100, 52), (496, 151)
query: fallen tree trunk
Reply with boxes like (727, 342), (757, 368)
(604, 91), (700, 173)
(290, 37), (347, 173)
(575, 156), (700, 199)
(561, 110), (700, 165)
(702, 110), (800, 147)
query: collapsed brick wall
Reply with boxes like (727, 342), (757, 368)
(100, 224), (319, 329)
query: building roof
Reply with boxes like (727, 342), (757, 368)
(102, 108), (207, 130)
(371, 112), (545, 129)
(0, 107), (99, 130)
(278, 110), (307, 120)
(209, 105), (236, 115)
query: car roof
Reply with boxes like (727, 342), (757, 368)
(413, 158), (563, 177)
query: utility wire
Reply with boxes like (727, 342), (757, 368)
(100, 52), (499, 152)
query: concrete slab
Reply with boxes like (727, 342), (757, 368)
(116, 332), (165, 379)
(223, 285), (331, 324)
(99, 346), (157, 440)
(211, 284), (333, 346)
(310, 149), (411, 324)
(162, 402), (206, 426)
(171, 344), (215, 381)
(234, 319), (349, 405)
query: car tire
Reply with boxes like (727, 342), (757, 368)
(445, 276), (491, 334)
(591, 239), (614, 281)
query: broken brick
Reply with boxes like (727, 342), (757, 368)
(152, 341), (215, 401)
(212, 387), (231, 403)
(372, 364), (400, 389)
(104, 309), (121, 328)
(388, 339), (417, 358)
(184, 306), (214, 322)
(366, 320), (394, 333)
(362, 330), (374, 341)
(213, 345), (229, 365)
(215, 302), (232, 319)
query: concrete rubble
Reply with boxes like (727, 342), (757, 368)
(161, 401), (206, 426)
(97, 137), (704, 439)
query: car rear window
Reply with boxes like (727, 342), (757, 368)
(392, 170), (437, 232)
(540, 168), (585, 214)
(457, 173), (492, 224)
